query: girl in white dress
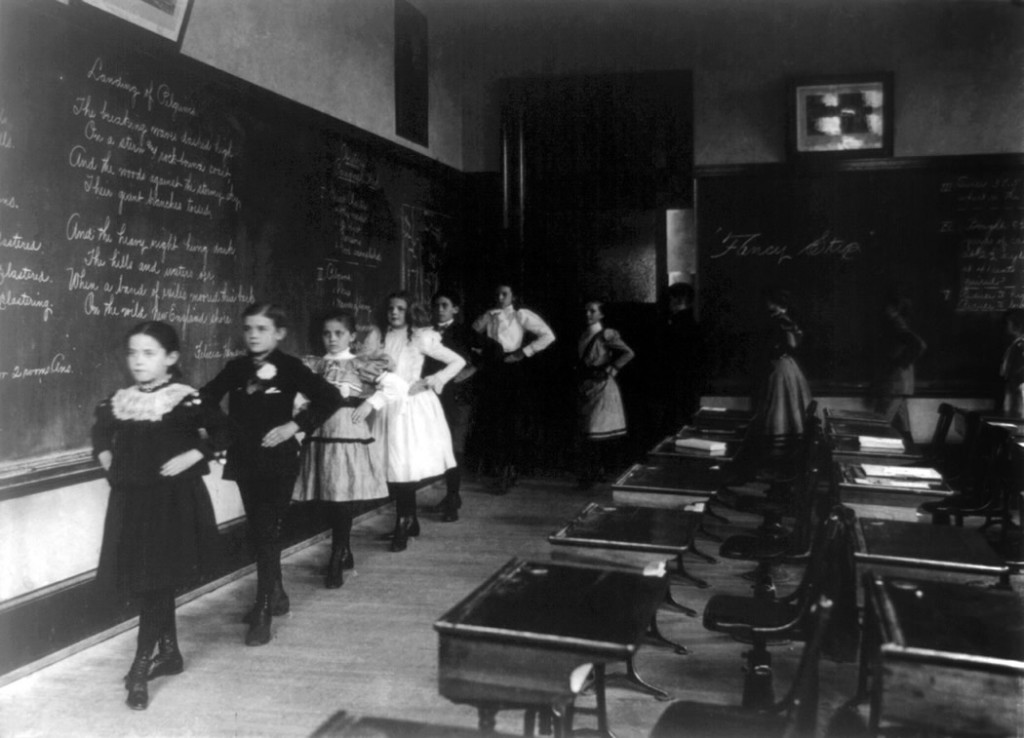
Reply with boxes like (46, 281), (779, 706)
(378, 292), (466, 551)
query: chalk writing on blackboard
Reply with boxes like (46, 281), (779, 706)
(941, 174), (1024, 313)
(707, 229), (862, 265)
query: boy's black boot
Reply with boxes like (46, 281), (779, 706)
(244, 598), (272, 646)
(125, 655), (151, 710)
(148, 631), (184, 680)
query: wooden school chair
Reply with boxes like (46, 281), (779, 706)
(702, 506), (857, 709)
(717, 404), (823, 558)
(650, 596), (835, 738)
(922, 416), (1015, 529)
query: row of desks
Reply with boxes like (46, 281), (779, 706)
(427, 407), (1024, 737)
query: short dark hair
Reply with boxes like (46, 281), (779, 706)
(243, 302), (289, 329)
(320, 309), (357, 335)
(432, 288), (463, 307)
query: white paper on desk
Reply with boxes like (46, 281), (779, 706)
(853, 477), (934, 489)
(643, 560), (667, 577)
(860, 464), (942, 480)
(857, 435), (904, 449)
(699, 406), (728, 413)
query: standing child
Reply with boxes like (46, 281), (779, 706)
(872, 295), (927, 436)
(576, 300), (635, 488)
(1001, 308), (1024, 418)
(471, 282), (556, 492)
(92, 321), (231, 711)
(378, 292), (466, 551)
(293, 310), (405, 588)
(201, 303), (342, 646)
(425, 288), (502, 521)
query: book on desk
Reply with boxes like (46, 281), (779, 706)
(836, 462), (952, 507)
(857, 435), (905, 452)
(672, 436), (727, 455)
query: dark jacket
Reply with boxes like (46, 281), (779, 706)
(201, 350), (342, 480)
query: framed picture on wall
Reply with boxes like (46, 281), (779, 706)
(787, 73), (893, 160)
(80, 0), (195, 44)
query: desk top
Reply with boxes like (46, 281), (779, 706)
(689, 407), (753, 436)
(855, 518), (1009, 576)
(981, 415), (1024, 439)
(648, 435), (740, 463)
(823, 408), (890, 424)
(829, 435), (922, 462)
(867, 575), (1024, 670)
(837, 462), (950, 494)
(434, 558), (666, 659)
(549, 502), (703, 555)
(612, 462), (724, 496)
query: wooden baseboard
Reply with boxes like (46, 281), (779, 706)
(0, 502), (390, 685)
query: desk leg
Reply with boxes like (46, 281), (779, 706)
(478, 706), (497, 734)
(698, 522), (724, 543)
(670, 554), (710, 590)
(647, 614), (689, 654)
(604, 656), (671, 701)
(688, 541), (717, 564)
(663, 587), (698, 616)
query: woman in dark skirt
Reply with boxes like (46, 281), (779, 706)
(93, 321), (232, 711)
(751, 288), (812, 437)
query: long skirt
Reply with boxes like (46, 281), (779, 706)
(96, 476), (219, 596)
(754, 356), (812, 437)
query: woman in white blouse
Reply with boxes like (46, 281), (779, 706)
(471, 282), (556, 493)
(377, 291), (466, 551)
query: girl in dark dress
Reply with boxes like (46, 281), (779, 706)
(93, 321), (232, 711)
(426, 288), (502, 520)
(200, 303), (342, 646)
(752, 289), (812, 437)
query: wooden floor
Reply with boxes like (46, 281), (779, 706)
(0, 472), (923, 738)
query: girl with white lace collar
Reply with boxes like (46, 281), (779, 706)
(92, 321), (231, 712)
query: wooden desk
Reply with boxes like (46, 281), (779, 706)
(981, 415), (1024, 438)
(690, 407), (753, 436)
(647, 435), (740, 465)
(858, 575), (1024, 736)
(826, 419), (903, 440)
(611, 462), (725, 509)
(823, 408), (890, 425)
(834, 461), (952, 508)
(828, 435), (924, 465)
(549, 501), (716, 594)
(854, 517), (1010, 588)
(434, 558), (669, 733)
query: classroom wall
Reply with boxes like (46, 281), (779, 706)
(177, 0), (1023, 173)
(447, 0), (1024, 171)
(181, 0), (467, 170)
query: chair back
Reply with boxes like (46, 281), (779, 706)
(925, 402), (956, 468)
(779, 596), (835, 738)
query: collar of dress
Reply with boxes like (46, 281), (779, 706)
(111, 383), (197, 421)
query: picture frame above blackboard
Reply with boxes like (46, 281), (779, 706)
(80, 0), (194, 43)
(787, 73), (893, 160)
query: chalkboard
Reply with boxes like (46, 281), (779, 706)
(696, 156), (1024, 395)
(0, 1), (460, 469)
